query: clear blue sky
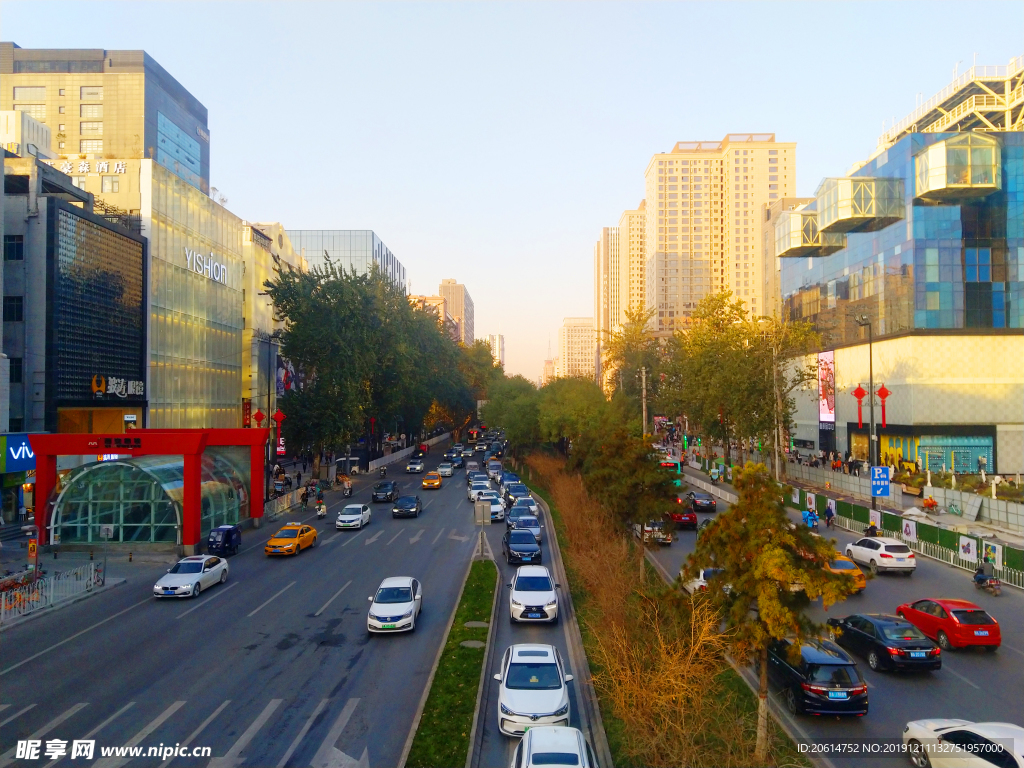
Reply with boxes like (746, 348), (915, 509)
(5, 1), (1022, 380)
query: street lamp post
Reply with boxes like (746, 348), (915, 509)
(856, 315), (878, 510)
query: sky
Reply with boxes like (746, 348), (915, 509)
(4, 1), (1022, 380)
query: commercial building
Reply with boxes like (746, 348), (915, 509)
(593, 226), (619, 383)
(409, 294), (460, 341)
(487, 334), (505, 367)
(287, 230), (406, 289)
(438, 278), (475, 344)
(779, 56), (1024, 473)
(1, 110), (54, 159)
(1, 42), (211, 193)
(762, 197), (813, 318)
(618, 201), (646, 324)
(542, 358), (556, 385)
(644, 134), (795, 334)
(558, 317), (595, 379)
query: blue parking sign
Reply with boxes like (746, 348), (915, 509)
(871, 466), (890, 497)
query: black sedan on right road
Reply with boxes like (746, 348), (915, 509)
(766, 638), (868, 716)
(684, 491), (717, 513)
(827, 613), (941, 672)
(502, 528), (542, 565)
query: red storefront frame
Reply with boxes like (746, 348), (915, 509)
(29, 428), (270, 552)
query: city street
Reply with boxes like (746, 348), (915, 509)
(0, 446), (511, 768)
(647, 465), (1024, 767)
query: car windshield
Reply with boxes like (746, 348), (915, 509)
(517, 517), (539, 528)
(274, 529), (299, 539)
(209, 531), (223, 541)
(169, 562), (203, 574)
(829, 560), (859, 571)
(515, 576), (553, 591)
(396, 497), (417, 507)
(703, 568), (724, 579)
(375, 586), (413, 604)
(805, 664), (862, 685)
(694, 494), (713, 501)
(341, 506), (363, 516)
(881, 624), (927, 640)
(510, 532), (536, 545)
(646, 521), (664, 530)
(884, 544), (911, 554)
(505, 662), (562, 690)
(374, 482), (392, 490)
(952, 610), (995, 625)
(531, 754), (580, 766)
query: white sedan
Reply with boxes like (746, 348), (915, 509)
(510, 727), (598, 768)
(680, 567), (730, 596)
(154, 555), (228, 598)
(845, 536), (916, 575)
(437, 462), (454, 477)
(495, 644), (572, 736)
(902, 718), (1024, 767)
(509, 565), (559, 624)
(468, 481), (492, 501)
(336, 503), (371, 530)
(406, 459), (425, 473)
(367, 576), (422, 633)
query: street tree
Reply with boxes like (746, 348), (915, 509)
(602, 306), (662, 412)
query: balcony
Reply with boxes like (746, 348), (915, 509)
(775, 208), (845, 258)
(914, 132), (1001, 202)
(815, 177), (905, 234)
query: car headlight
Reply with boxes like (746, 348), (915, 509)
(368, 612), (379, 621)
(545, 600), (557, 608)
(554, 704), (569, 717)
(392, 508), (400, 513)
(401, 609), (414, 619)
(511, 600), (522, 607)
(500, 703), (516, 716)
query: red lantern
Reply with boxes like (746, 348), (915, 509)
(852, 385), (867, 429)
(877, 384), (890, 429)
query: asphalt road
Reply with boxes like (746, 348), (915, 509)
(0, 442), (501, 768)
(647, 464), (1024, 768)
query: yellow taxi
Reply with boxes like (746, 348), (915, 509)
(826, 552), (867, 593)
(421, 472), (442, 490)
(264, 523), (317, 556)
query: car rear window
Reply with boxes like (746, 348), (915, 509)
(881, 624), (926, 640)
(883, 544), (911, 554)
(510, 531), (536, 544)
(805, 664), (862, 685)
(952, 610), (995, 625)
(829, 560), (859, 571)
(517, 517), (539, 527)
(531, 755), (580, 766)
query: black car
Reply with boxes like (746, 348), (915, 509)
(372, 481), (399, 502)
(506, 506), (533, 529)
(826, 614), (941, 672)
(491, 443), (504, 458)
(444, 449), (458, 461)
(502, 483), (530, 507)
(451, 454), (465, 468)
(412, 449), (425, 459)
(502, 529), (542, 565)
(685, 491), (717, 513)
(392, 495), (423, 518)
(766, 638), (868, 716)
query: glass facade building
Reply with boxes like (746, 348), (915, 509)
(287, 230), (406, 289)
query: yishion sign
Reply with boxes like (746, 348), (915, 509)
(184, 247), (228, 285)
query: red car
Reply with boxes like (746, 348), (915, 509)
(668, 500), (698, 529)
(895, 598), (1000, 651)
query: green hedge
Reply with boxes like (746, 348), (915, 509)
(837, 500), (853, 519)
(851, 505), (870, 524)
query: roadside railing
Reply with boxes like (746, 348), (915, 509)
(0, 562), (103, 626)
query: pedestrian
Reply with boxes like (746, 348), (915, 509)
(915, 455), (922, 474)
(296, 470), (302, 486)
(300, 489), (308, 512)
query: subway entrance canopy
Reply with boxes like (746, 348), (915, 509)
(30, 429), (270, 554)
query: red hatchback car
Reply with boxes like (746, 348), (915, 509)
(896, 598), (1000, 651)
(668, 500), (698, 529)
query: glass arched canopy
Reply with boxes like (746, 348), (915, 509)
(51, 451), (249, 544)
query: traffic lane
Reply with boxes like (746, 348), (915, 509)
(645, 499), (733, 583)
(476, 505), (582, 768)
(1, 461), (476, 767)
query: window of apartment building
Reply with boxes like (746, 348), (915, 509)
(9, 357), (22, 384)
(101, 176), (120, 193)
(59, 88), (66, 96)
(58, 124), (66, 131)
(13, 86), (46, 100)
(81, 104), (103, 118)
(3, 296), (24, 322)
(13, 104), (46, 121)
(80, 139), (102, 153)
(58, 106), (65, 114)
(80, 86), (104, 99)
(58, 142), (65, 149)
(72, 176), (87, 190)
(80, 121), (103, 135)
(4, 235), (24, 261)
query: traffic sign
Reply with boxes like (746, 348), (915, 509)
(99, 525), (114, 540)
(871, 466), (890, 497)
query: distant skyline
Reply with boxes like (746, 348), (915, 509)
(6, 1), (1021, 380)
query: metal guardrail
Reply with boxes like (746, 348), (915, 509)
(0, 562), (103, 625)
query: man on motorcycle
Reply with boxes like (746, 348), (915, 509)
(975, 556), (995, 585)
(379, 466), (387, 478)
(316, 501), (327, 518)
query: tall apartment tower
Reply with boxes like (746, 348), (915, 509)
(644, 134), (795, 333)
(438, 279), (474, 344)
(618, 201), (646, 324)
(558, 317), (596, 380)
(592, 226), (619, 382)
(487, 334), (505, 367)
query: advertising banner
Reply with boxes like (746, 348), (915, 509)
(805, 492), (816, 511)
(959, 536), (978, 563)
(869, 509), (882, 528)
(817, 351), (836, 423)
(902, 519), (917, 542)
(984, 541), (1003, 568)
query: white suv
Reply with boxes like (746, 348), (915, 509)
(510, 727), (598, 768)
(495, 644), (572, 736)
(509, 565), (559, 624)
(845, 536), (916, 575)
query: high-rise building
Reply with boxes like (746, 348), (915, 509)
(287, 230), (406, 289)
(487, 334), (505, 367)
(438, 279), (474, 344)
(1, 42), (212, 193)
(542, 358), (556, 385)
(618, 201), (646, 324)
(644, 134), (795, 334)
(778, 55), (1023, 473)
(593, 226), (619, 382)
(409, 294), (460, 342)
(558, 318), (596, 380)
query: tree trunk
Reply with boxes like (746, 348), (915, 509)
(755, 644), (770, 763)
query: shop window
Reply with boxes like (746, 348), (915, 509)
(9, 358), (22, 384)
(4, 235), (24, 261)
(3, 296), (24, 322)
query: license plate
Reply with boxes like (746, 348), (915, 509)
(828, 691), (848, 699)
(381, 624), (396, 629)
(896, 558), (906, 562)
(910, 651), (926, 658)
(975, 630), (989, 636)
(164, 589), (175, 594)
(527, 613), (542, 619)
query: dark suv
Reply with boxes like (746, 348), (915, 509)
(372, 481), (399, 502)
(766, 638), (868, 716)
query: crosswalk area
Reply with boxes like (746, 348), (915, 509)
(0, 696), (369, 768)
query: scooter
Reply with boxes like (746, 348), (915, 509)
(316, 502), (327, 519)
(974, 574), (1001, 596)
(343, 486), (353, 498)
(379, 466), (387, 478)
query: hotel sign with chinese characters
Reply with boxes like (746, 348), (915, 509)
(91, 375), (145, 400)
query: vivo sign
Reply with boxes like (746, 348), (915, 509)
(1, 433), (36, 473)
(184, 248), (228, 285)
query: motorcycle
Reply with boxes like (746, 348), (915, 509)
(379, 466), (387, 478)
(974, 574), (1001, 596)
(316, 502), (327, 519)
(343, 486), (353, 498)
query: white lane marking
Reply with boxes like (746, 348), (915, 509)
(0, 703), (35, 728)
(363, 531), (383, 546)
(177, 699), (230, 752)
(1001, 643), (1024, 658)
(341, 531), (365, 547)
(0, 705), (7, 716)
(310, 698), (361, 768)
(176, 582), (238, 619)
(432, 528), (446, 545)
(386, 530), (404, 546)
(448, 529), (469, 542)
(321, 533), (343, 545)
(0, 703), (88, 768)
(247, 582), (296, 618)
(409, 529), (424, 545)
(275, 698), (329, 768)
(944, 666), (981, 690)
(314, 581), (352, 617)
(45, 701), (137, 768)
(207, 699), (282, 768)
(92, 701), (186, 768)
(0, 598), (150, 677)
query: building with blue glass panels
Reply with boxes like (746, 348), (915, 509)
(779, 63), (1023, 474)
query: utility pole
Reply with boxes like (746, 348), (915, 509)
(856, 315), (877, 510)
(641, 366), (648, 438)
